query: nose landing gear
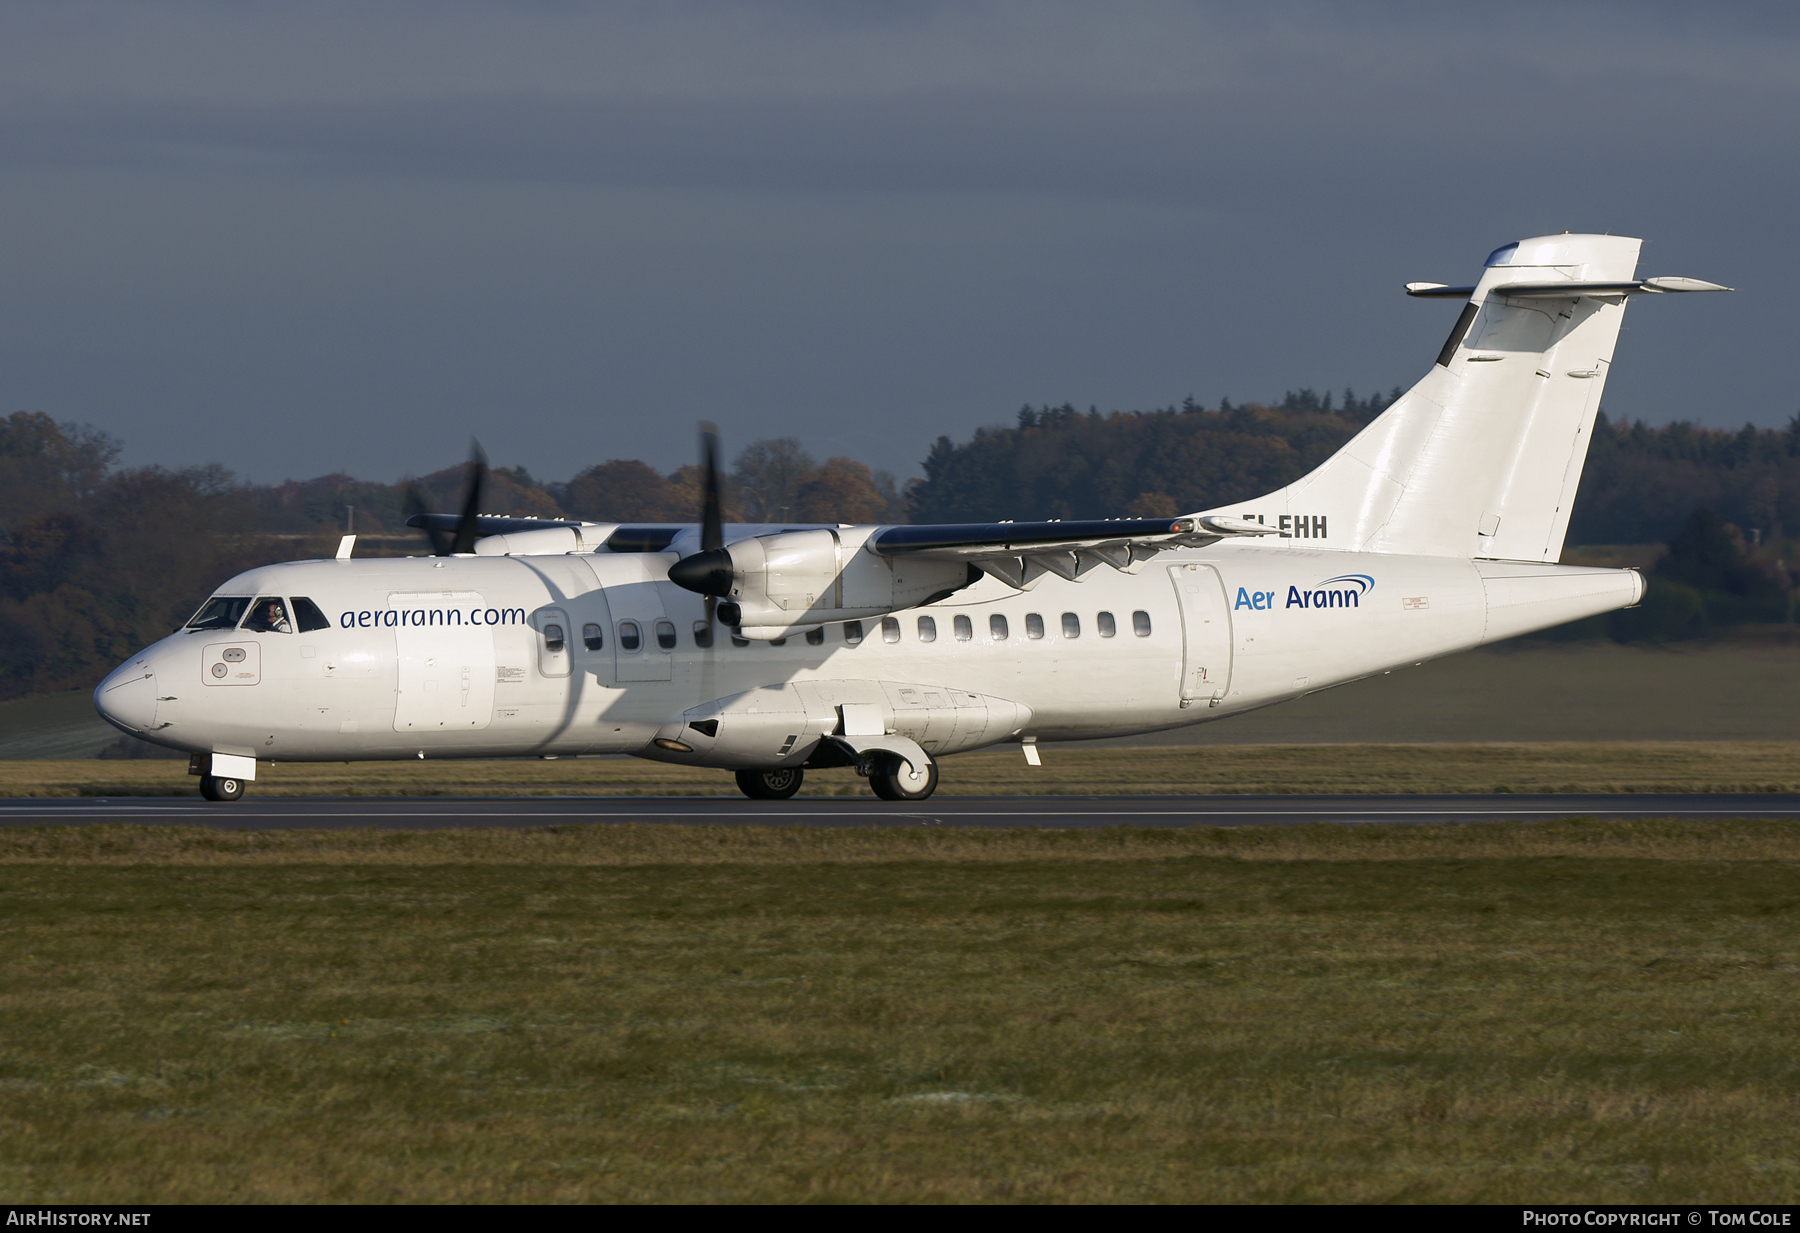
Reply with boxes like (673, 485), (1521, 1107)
(198, 773), (245, 802)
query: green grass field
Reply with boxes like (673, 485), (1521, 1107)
(2, 821), (1798, 1203)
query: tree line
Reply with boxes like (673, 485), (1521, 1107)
(906, 392), (1800, 546)
(250, 439), (906, 535)
(4, 395), (1799, 700)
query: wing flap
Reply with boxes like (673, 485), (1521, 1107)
(870, 515), (1275, 587)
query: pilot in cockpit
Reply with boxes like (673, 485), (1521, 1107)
(243, 597), (292, 634)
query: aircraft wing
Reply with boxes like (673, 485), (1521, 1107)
(405, 513), (587, 538)
(868, 515), (1275, 588)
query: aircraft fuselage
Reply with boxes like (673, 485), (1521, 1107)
(95, 545), (1640, 769)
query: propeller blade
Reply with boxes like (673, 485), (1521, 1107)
(403, 484), (454, 556)
(449, 440), (489, 556)
(699, 422), (724, 554)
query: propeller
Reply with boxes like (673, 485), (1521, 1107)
(403, 440), (489, 556)
(669, 424), (735, 601)
(673, 424), (729, 699)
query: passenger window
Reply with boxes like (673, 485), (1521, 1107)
(953, 614), (973, 642)
(881, 617), (900, 643)
(692, 620), (712, 648)
(1133, 610), (1152, 637)
(806, 627), (825, 646)
(583, 623), (604, 651)
(619, 620), (642, 652)
(917, 615), (937, 642)
(186, 596), (250, 630)
(1025, 613), (1045, 640)
(1061, 612), (1080, 639)
(242, 597), (292, 634)
(292, 597), (331, 633)
(655, 620), (677, 650)
(989, 614), (1009, 641)
(543, 623), (566, 653)
(1098, 611), (1117, 638)
(844, 620), (864, 645)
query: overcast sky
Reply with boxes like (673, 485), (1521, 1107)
(1, 1), (1793, 485)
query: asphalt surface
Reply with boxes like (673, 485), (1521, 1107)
(2, 793), (1799, 829)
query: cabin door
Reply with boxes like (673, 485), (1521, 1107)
(1167, 563), (1232, 707)
(393, 621), (497, 732)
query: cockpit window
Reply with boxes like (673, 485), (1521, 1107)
(186, 596), (250, 630)
(1484, 242), (1519, 267)
(292, 597), (331, 633)
(242, 597), (292, 634)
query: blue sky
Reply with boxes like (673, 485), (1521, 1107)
(1, 1), (1793, 483)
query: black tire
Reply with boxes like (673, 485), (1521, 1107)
(735, 767), (804, 800)
(199, 773), (244, 802)
(870, 755), (938, 801)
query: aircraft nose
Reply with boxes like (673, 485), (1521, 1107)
(94, 658), (158, 734)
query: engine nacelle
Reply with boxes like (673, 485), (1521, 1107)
(673, 528), (972, 639)
(643, 679), (1034, 769)
(472, 526), (592, 555)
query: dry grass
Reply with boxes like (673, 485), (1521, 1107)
(5, 740), (1800, 798)
(2, 816), (1800, 866)
(1, 820), (1798, 1202)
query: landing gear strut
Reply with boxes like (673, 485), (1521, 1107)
(736, 767), (804, 800)
(868, 754), (939, 801)
(198, 773), (245, 802)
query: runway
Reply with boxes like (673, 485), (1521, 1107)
(3, 793), (1799, 829)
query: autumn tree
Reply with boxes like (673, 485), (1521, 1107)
(731, 438), (815, 522)
(560, 460), (685, 521)
(793, 457), (891, 524)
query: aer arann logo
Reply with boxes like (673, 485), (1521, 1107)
(1234, 574), (1374, 611)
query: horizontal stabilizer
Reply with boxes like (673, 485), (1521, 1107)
(1640, 276), (1734, 293)
(1492, 277), (1732, 299)
(1409, 277), (1731, 300)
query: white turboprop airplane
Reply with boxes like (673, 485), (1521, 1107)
(95, 234), (1728, 803)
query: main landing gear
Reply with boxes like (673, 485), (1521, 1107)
(869, 754), (939, 801)
(198, 773), (245, 802)
(731, 755), (941, 801)
(736, 767), (804, 800)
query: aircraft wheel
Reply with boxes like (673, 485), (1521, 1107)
(199, 773), (245, 802)
(735, 767), (804, 800)
(870, 756), (938, 801)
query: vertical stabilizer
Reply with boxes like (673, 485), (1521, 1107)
(1205, 234), (1721, 562)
